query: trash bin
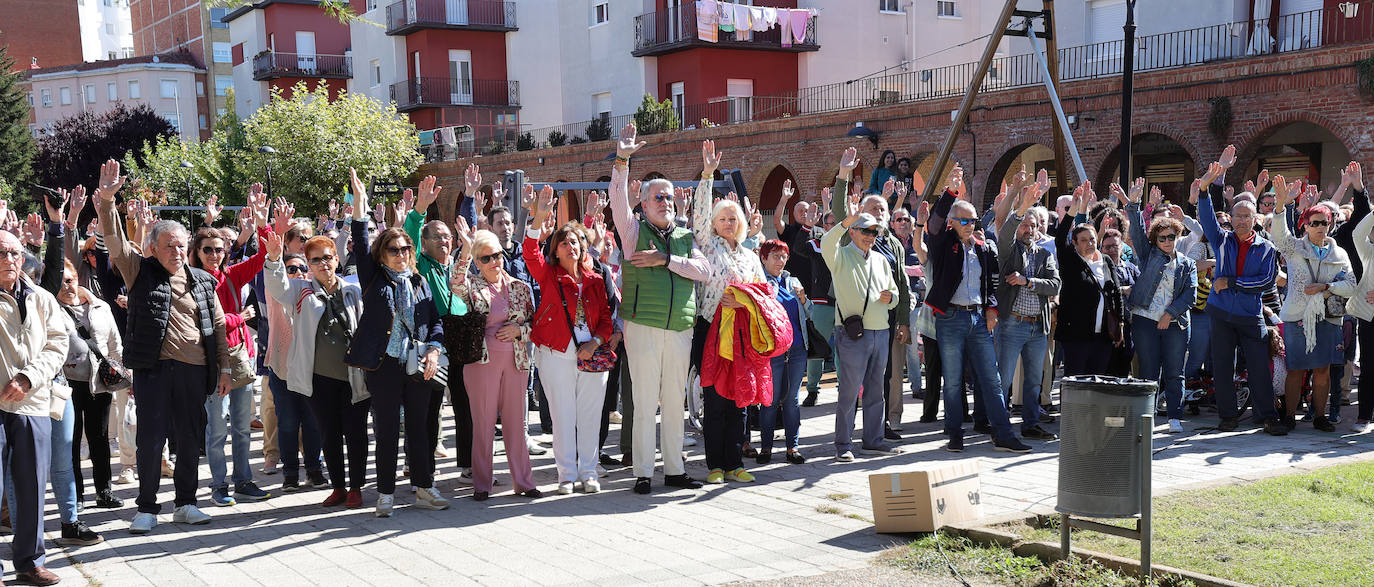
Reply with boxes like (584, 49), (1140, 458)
(1056, 375), (1156, 518)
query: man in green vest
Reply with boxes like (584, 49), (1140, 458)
(609, 123), (710, 495)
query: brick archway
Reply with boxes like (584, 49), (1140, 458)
(1228, 110), (1366, 186)
(1094, 125), (1204, 198)
(984, 142), (1053, 209)
(746, 158), (801, 208)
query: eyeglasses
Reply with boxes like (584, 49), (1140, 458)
(1220, 222), (1234, 230)
(425, 234), (453, 241)
(857, 227), (881, 237)
(476, 252), (502, 264)
(285, 265), (308, 275)
(201, 246), (226, 255)
(308, 254), (335, 266)
(953, 218), (977, 226)
(1308, 220), (1330, 227)
(0, 250), (23, 260)
(385, 245), (413, 257)
(1156, 234), (1178, 242)
(892, 217), (911, 224)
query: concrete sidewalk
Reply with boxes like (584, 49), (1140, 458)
(11, 376), (1373, 586)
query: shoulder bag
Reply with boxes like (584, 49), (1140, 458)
(555, 278), (616, 372)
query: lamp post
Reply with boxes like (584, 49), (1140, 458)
(257, 145), (277, 198)
(1119, 0), (1137, 189)
(180, 160), (194, 225)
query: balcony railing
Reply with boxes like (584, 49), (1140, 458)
(389, 77), (520, 111)
(633, 1), (818, 57)
(251, 52), (351, 81)
(385, 0), (516, 34)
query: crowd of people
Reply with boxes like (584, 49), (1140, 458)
(0, 121), (1367, 584)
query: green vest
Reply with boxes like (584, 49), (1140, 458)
(622, 220), (697, 331)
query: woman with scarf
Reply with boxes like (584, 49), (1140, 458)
(344, 169), (448, 517)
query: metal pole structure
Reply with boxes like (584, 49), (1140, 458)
(919, 0), (1021, 204)
(1060, 513), (1071, 559)
(180, 161), (194, 225)
(1119, 0), (1138, 188)
(1139, 412), (1153, 578)
(1041, 0), (1072, 196)
(1025, 19), (1087, 183)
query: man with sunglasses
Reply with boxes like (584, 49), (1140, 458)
(914, 165), (1031, 454)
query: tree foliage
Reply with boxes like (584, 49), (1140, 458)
(586, 116), (612, 142)
(34, 103), (174, 194)
(0, 46), (36, 194)
(547, 130), (568, 147)
(633, 93), (680, 135)
(122, 89), (256, 211)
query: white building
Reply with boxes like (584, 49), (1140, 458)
(22, 53), (208, 141)
(78, 0), (135, 62)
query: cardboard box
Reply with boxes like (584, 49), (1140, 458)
(869, 460), (983, 533)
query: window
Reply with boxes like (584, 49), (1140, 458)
(937, 1), (958, 17)
(164, 113), (180, 133)
(40, 89), (51, 107)
(215, 76), (233, 97)
(592, 2), (608, 25)
(725, 79), (753, 123)
(103, 0), (112, 6)
(213, 42), (231, 63)
(59, 87), (72, 105)
(879, 0), (901, 12)
(1088, 0), (1127, 44)
(370, 59), (382, 87)
(196, 81), (204, 96)
(199, 114), (208, 129)
(366, 0), (378, 10)
(105, 23), (114, 34)
(128, 80), (140, 99)
(670, 82), (684, 122)
(217, 107), (227, 117)
(210, 7), (228, 28)
(108, 51), (118, 60)
(107, 82), (118, 101)
(160, 79), (178, 99)
(26, 92), (33, 107)
(593, 92), (612, 120)
(84, 84), (96, 104)
(123, 47), (134, 58)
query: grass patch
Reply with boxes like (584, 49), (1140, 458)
(825, 493), (852, 501)
(815, 505), (842, 515)
(846, 513), (873, 523)
(1018, 460), (1374, 586)
(881, 533), (1190, 587)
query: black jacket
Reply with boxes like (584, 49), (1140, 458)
(1054, 214), (1125, 344)
(923, 190), (999, 314)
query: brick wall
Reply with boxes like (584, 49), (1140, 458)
(0, 0), (81, 71)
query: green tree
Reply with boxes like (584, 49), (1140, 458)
(0, 46), (37, 192)
(122, 89), (260, 214)
(34, 103), (174, 193)
(243, 81), (421, 215)
(633, 93), (679, 135)
(585, 116), (612, 142)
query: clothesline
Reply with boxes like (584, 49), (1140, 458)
(696, 0), (818, 46)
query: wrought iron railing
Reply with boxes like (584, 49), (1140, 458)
(385, 0), (516, 34)
(633, 1), (818, 55)
(251, 52), (351, 80)
(389, 77), (520, 110)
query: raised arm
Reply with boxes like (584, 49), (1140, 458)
(349, 168), (377, 284)
(913, 201), (930, 264)
(773, 179), (793, 234)
(693, 139), (722, 248)
(522, 185), (556, 283)
(91, 160), (141, 289)
(607, 123), (645, 249)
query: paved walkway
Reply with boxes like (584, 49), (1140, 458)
(11, 374), (1374, 586)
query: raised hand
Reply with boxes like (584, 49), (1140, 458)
(1271, 175), (1293, 208)
(882, 178), (896, 200)
(748, 209), (763, 237)
(263, 229), (284, 261)
(1200, 161), (1226, 185)
(93, 159), (125, 207)
(521, 184), (537, 215)
(1149, 185), (1164, 208)
(453, 216), (473, 253)
(205, 194), (222, 226)
(1109, 183), (1129, 206)
(1189, 178), (1202, 205)
(629, 179), (644, 207)
(821, 186), (833, 211)
(463, 163), (481, 196)
(67, 185), (87, 228)
(946, 164), (966, 199)
(1010, 164), (1029, 192)
(916, 200), (931, 225)
(1218, 144), (1237, 169)
(1257, 169), (1270, 190)
(1035, 169), (1051, 196)
(782, 179), (795, 205)
(373, 202), (386, 226)
(328, 198), (339, 220)
(274, 197), (296, 234)
(702, 139), (722, 175)
(21, 213), (42, 247)
(617, 122), (646, 159)
(726, 191), (740, 206)
(1244, 180), (1257, 196)
(893, 180), (909, 211)
(349, 168), (368, 221)
(839, 147), (859, 172)
(470, 183), (488, 216)
(844, 189), (861, 220)
(400, 188), (415, 220)
(531, 185), (556, 226)
(1343, 161), (1365, 192)
(491, 180), (505, 207)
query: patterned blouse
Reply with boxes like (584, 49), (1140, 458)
(450, 269), (535, 372)
(692, 175), (766, 320)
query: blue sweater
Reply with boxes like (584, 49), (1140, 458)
(1197, 185), (1278, 323)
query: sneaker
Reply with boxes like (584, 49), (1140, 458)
(1039, 413), (1057, 424)
(1314, 416), (1336, 432)
(260, 458), (278, 475)
(456, 468), (475, 485)
(1264, 418), (1290, 436)
(1218, 418), (1239, 432)
(1168, 419), (1184, 434)
(705, 469), (725, 484)
(682, 436), (698, 448)
(859, 444), (902, 455)
(210, 487), (236, 507)
(756, 450), (772, 465)
(95, 489), (123, 509)
(598, 453), (619, 467)
(724, 468), (755, 483)
(322, 489), (347, 507)
(1355, 420), (1370, 433)
(884, 427), (902, 441)
(59, 520), (104, 546)
(376, 494), (394, 517)
(944, 437), (965, 452)
(527, 439), (548, 456)
(633, 477), (651, 494)
(583, 478), (600, 493)
(281, 478), (301, 493)
(532, 434), (554, 446)
(434, 447), (450, 459)
(835, 450), (855, 462)
(1021, 426), (1058, 440)
(116, 467), (137, 485)
(307, 470), (329, 489)
(664, 474), (703, 489)
(785, 450), (806, 464)
(993, 438), (1033, 454)
(345, 490), (364, 508)
(609, 411), (622, 424)
(801, 391), (819, 407)
(129, 512), (158, 534)
(160, 459), (174, 478)
(1330, 414), (1342, 424)
(235, 481), (272, 502)
(413, 486), (450, 510)
(171, 504), (211, 525)
(557, 482), (575, 495)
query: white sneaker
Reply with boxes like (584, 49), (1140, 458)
(583, 478), (600, 494)
(557, 482), (575, 495)
(413, 487), (450, 510)
(376, 494), (394, 518)
(527, 439), (548, 456)
(455, 468), (475, 486)
(434, 447), (449, 459)
(682, 436), (698, 448)
(129, 512), (158, 534)
(1168, 419), (1184, 434)
(116, 467), (137, 485)
(532, 434), (554, 447)
(171, 505), (211, 525)
(1354, 420), (1370, 433)
(609, 411), (622, 424)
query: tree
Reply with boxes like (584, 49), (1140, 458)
(242, 81), (420, 215)
(516, 132), (536, 151)
(0, 46), (37, 193)
(33, 103), (174, 193)
(633, 93), (680, 135)
(547, 130), (568, 147)
(586, 116), (612, 142)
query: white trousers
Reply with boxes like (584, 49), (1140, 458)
(535, 342), (609, 483)
(623, 321), (693, 478)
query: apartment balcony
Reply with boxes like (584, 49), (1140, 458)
(389, 77), (520, 112)
(252, 52), (351, 81)
(632, 1), (818, 57)
(385, 0), (516, 35)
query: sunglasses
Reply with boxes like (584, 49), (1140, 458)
(1220, 222), (1233, 230)
(892, 217), (911, 224)
(650, 193), (673, 203)
(953, 218), (977, 226)
(308, 254), (335, 266)
(476, 252), (502, 264)
(385, 245), (413, 257)
(201, 246), (226, 255)
(285, 265), (308, 275)
(1307, 220), (1330, 227)
(1156, 234), (1177, 242)
(857, 227), (881, 237)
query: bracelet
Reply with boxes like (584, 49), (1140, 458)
(915, 223), (925, 227)
(614, 155), (629, 164)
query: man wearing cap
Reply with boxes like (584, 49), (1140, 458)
(914, 165), (1032, 454)
(822, 148), (902, 462)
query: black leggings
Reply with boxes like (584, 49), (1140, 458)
(693, 317), (745, 471)
(71, 380), (113, 498)
(308, 374), (371, 491)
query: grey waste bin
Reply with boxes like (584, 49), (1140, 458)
(1056, 375), (1156, 518)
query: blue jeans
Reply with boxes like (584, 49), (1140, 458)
(7, 399), (75, 526)
(1133, 314), (1190, 420)
(936, 309), (1014, 442)
(806, 304), (837, 395)
(1184, 310), (1210, 380)
(834, 328), (890, 452)
(269, 371), (322, 480)
(205, 383), (255, 489)
(995, 318), (1048, 432)
(761, 346), (806, 452)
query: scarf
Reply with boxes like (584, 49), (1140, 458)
(384, 266), (417, 359)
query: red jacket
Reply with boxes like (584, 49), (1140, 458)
(523, 236), (614, 352)
(206, 227), (271, 356)
(702, 282), (794, 407)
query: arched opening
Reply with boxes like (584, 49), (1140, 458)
(553, 178), (580, 225)
(1096, 133), (1197, 206)
(985, 143), (1056, 210)
(1238, 121), (1352, 195)
(912, 152), (955, 202)
(757, 165), (798, 239)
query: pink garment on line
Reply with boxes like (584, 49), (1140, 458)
(779, 8), (791, 47)
(790, 8), (810, 45)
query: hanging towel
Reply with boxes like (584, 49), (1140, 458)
(778, 8), (791, 47)
(718, 1), (735, 32)
(697, 0), (719, 42)
(789, 8), (811, 45)
(751, 6), (767, 31)
(734, 3), (753, 40)
(759, 6), (778, 30)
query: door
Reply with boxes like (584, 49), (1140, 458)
(666, 0), (681, 42)
(448, 49), (472, 105)
(295, 31), (316, 73)
(446, 0), (468, 25)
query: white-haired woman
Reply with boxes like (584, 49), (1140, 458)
(690, 140), (768, 485)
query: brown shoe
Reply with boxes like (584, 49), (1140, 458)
(16, 566), (60, 585)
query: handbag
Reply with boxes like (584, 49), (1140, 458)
(805, 318), (831, 360)
(555, 279), (617, 373)
(1304, 259), (1347, 319)
(226, 341), (258, 389)
(840, 267), (874, 341)
(405, 343), (450, 389)
(444, 281), (487, 365)
(61, 306), (128, 389)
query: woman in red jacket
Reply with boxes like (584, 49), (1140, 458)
(525, 187), (616, 495)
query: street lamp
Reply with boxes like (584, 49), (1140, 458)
(180, 160), (194, 225)
(1119, 0), (1138, 189)
(258, 145), (277, 198)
